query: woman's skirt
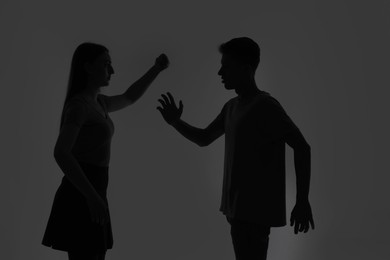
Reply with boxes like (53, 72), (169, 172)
(42, 161), (113, 253)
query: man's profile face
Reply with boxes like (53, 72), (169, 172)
(218, 54), (248, 91)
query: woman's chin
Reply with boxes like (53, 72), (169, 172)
(224, 83), (234, 90)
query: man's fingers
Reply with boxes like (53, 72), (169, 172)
(179, 100), (183, 112)
(290, 217), (294, 226)
(295, 220), (313, 233)
(299, 223), (305, 232)
(161, 94), (170, 105)
(156, 107), (165, 116)
(294, 223), (299, 234)
(310, 218), (315, 230)
(158, 99), (167, 108)
(167, 92), (175, 105)
(304, 224), (309, 233)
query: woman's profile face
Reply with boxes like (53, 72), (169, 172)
(86, 51), (114, 87)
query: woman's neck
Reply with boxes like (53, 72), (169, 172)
(80, 84), (100, 103)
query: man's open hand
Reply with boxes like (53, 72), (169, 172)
(157, 92), (183, 125)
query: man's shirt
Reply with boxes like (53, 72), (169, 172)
(215, 91), (299, 226)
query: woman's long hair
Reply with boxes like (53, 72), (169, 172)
(60, 42), (108, 129)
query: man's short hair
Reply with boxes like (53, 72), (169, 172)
(219, 37), (260, 70)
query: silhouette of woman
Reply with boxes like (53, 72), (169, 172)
(42, 42), (169, 260)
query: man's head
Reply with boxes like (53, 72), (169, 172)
(218, 37), (260, 91)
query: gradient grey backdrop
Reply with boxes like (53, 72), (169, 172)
(2, 0), (389, 259)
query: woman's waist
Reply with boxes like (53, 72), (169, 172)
(60, 161), (109, 193)
(77, 159), (109, 170)
(71, 151), (111, 167)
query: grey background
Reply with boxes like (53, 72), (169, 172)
(1, 0), (389, 259)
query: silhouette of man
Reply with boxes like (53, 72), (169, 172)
(157, 37), (314, 260)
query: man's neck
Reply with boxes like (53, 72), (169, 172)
(236, 80), (261, 100)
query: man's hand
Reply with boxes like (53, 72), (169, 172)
(157, 92), (183, 125)
(290, 200), (315, 234)
(155, 54), (169, 71)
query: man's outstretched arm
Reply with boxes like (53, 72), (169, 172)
(157, 92), (224, 147)
(285, 129), (315, 234)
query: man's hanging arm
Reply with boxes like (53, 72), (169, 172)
(285, 128), (315, 234)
